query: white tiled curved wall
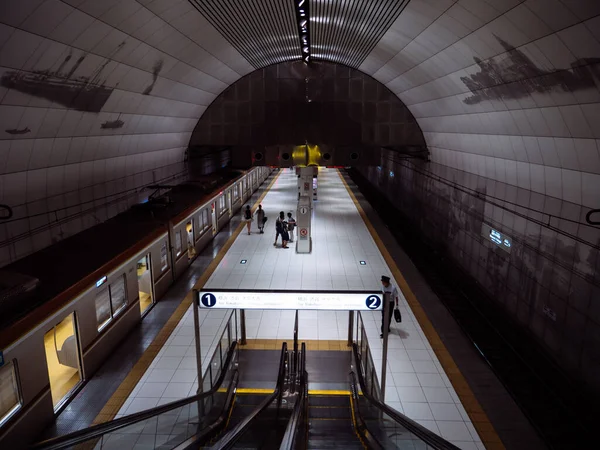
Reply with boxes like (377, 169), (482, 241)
(0, 0), (253, 266)
(1, 0), (599, 269)
(361, 0), (600, 209)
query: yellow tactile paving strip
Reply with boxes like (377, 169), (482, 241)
(240, 339), (350, 351)
(338, 170), (504, 450)
(91, 170), (281, 425)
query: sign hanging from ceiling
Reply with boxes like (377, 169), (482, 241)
(197, 290), (382, 311)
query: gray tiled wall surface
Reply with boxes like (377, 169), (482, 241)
(358, 152), (600, 394)
(190, 60), (426, 148)
(2, 0), (600, 274)
(0, 0), (253, 267)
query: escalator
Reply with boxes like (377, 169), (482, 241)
(30, 341), (291, 450)
(32, 338), (459, 450)
(279, 343), (459, 450)
(205, 392), (291, 449)
(306, 394), (363, 449)
(196, 343), (292, 450)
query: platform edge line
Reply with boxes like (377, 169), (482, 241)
(90, 170), (281, 425)
(338, 170), (504, 450)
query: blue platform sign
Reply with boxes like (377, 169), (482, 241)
(0, 351), (4, 367)
(366, 295), (381, 310)
(200, 293), (217, 308)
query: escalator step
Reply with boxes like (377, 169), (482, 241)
(309, 418), (363, 449)
(307, 440), (364, 449)
(309, 407), (352, 420)
(234, 394), (272, 405)
(309, 395), (351, 407)
(310, 419), (354, 430)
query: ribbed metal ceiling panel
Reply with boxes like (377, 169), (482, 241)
(189, 0), (301, 69)
(311, 0), (411, 68)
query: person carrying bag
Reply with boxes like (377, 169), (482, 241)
(381, 275), (400, 338)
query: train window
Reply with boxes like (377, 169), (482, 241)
(95, 288), (112, 331)
(196, 215), (202, 242)
(0, 361), (21, 427)
(233, 184), (239, 201)
(218, 195), (226, 213)
(110, 275), (127, 316)
(160, 241), (168, 271)
(203, 209), (210, 231)
(44, 313), (82, 410)
(175, 231), (182, 257)
(96, 275), (127, 331)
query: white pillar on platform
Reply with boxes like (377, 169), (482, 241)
(296, 167), (313, 253)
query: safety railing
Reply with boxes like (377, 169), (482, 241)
(201, 310), (238, 395)
(291, 309), (299, 376)
(210, 342), (289, 450)
(355, 311), (382, 401)
(32, 311), (239, 450)
(279, 342), (307, 450)
(351, 343), (460, 450)
(349, 372), (385, 450)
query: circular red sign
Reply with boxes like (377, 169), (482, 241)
(300, 228), (308, 236)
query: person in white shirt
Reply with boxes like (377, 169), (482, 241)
(381, 275), (399, 338)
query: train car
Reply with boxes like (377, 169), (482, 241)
(168, 173), (257, 280)
(0, 166), (271, 448)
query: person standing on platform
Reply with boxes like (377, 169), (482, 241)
(380, 275), (399, 338)
(256, 204), (266, 234)
(274, 211), (289, 248)
(287, 212), (296, 242)
(243, 205), (253, 235)
(281, 214), (290, 248)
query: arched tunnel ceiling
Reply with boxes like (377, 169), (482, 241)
(0, 0), (599, 264)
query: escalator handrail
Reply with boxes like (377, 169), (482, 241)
(349, 372), (384, 450)
(212, 342), (289, 450)
(279, 342), (307, 450)
(352, 343), (461, 450)
(31, 341), (239, 450)
(174, 371), (240, 450)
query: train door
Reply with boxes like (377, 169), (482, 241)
(43, 313), (82, 410)
(186, 220), (195, 259)
(137, 253), (154, 315)
(227, 190), (232, 217)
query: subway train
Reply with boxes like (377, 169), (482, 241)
(0, 166), (272, 448)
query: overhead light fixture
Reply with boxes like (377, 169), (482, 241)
(294, 0), (310, 63)
(240, 260), (247, 264)
(360, 261), (366, 265)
